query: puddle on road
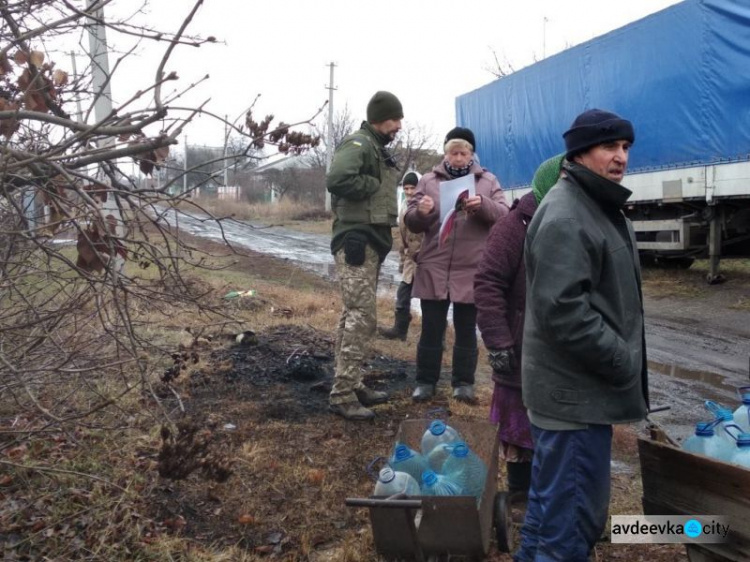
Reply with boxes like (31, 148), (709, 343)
(647, 360), (739, 405)
(646, 359), (749, 442)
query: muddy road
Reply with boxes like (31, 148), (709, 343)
(165, 208), (749, 441)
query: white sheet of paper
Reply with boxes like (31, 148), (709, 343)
(438, 175), (476, 225)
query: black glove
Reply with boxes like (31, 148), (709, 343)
(488, 348), (515, 377)
(343, 232), (368, 266)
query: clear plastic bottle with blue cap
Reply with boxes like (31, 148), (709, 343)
(421, 419), (462, 470)
(373, 466), (421, 497)
(682, 422), (734, 461)
(389, 442), (428, 483)
(420, 469), (461, 496)
(732, 387), (750, 434)
(441, 442), (487, 498)
(730, 433), (750, 468)
(704, 401), (743, 446)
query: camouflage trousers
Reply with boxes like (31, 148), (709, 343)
(330, 244), (381, 405)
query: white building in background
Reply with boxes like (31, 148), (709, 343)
(216, 185), (241, 201)
(250, 154), (312, 203)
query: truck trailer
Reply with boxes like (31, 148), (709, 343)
(456, 0), (750, 282)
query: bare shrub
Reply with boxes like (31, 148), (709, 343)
(0, 0), (320, 454)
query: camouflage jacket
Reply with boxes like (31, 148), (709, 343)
(327, 121), (398, 260)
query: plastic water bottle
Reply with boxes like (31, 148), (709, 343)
(373, 466), (421, 497)
(421, 420), (462, 469)
(705, 401), (743, 445)
(682, 422), (734, 461)
(389, 443), (428, 483)
(420, 470), (461, 496)
(733, 392), (750, 434)
(425, 443), (453, 473)
(730, 433), (750, 468)
(442, 442), (487, 498)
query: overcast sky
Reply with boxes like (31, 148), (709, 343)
(96, 0), (682, 153)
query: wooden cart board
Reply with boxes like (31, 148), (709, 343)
(638, 434), (750, 561)
(347, 418), (500, 560)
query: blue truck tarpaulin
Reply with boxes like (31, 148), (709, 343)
(456, 0), (750, 188)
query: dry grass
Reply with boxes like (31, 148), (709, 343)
(730, 295), (750, 310)
(642, 258), (750, 299)
(692, 257), (750, 277)
(0, 234), (348, 561)
(188, 197), (330, 225)
(2, 231), (714, 562)
(284, 219), (333, 235)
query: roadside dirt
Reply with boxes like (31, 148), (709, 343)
(137, 232), (730, 562)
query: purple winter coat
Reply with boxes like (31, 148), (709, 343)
(474, 192), (538, 388)
(474, 191), (537, 451)
(405, 161), (508, 304)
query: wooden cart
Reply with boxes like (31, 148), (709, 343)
(346, 418), (514, 561)
(638, 424), (750, 561)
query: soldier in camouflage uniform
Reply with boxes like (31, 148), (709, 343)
(327, 91), (404, 420)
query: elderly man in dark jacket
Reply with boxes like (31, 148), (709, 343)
(515, 109), (649, 562)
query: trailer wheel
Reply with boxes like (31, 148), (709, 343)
(493, 491), (513, 553)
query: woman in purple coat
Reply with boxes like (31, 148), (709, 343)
(405, 127), (509, 403)
(474, 154), (564, 498)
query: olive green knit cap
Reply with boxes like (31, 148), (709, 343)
(366, 91), (403, 123)
(532, 153), (565, 204)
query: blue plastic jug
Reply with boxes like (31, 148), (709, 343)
(704, 401), (743, 444)
(730, 433), (750, 468)
(421, 420), (462, 470)
(389, 443), (428, 483)
(420, 470), (461, 496)
(442, 442), (487, 499)
(732, 388), (750, 434)
(682, 422), (734, 461)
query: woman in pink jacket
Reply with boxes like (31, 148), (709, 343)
(404, 127), (509, 402)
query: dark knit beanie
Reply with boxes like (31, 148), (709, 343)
(402, 172), (419, 187)
(444, 126), (476, 151)
(563, 109), (635, 160)
(366, 91), (404, 123)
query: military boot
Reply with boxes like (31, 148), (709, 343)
(355, 386), (389, 406)
(329, 402), (375, 421)
(378, 310), (412, 341)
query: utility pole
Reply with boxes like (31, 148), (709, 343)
(324, 62), (337, 212)
(87, 3), (114, 134)
(542, 16), (548, 59)
(183, 135), (188, 194)
(223, 114), (229, 188)
(86, 1), (125, 273)
(69, 51), (84, 124)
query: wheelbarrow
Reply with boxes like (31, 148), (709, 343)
(345, 418), (516, 560)
(638, 418), (750, 561)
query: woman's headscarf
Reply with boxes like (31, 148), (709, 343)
(531, 153), (565, 204)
